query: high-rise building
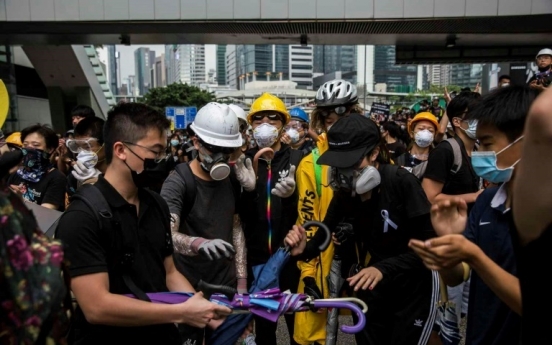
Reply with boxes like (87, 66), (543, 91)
(120, 83), (128, 96)
(226, 45), (237, 89)
(313, 46), (357, 84)
(236, 45), (291, 89)
(289, 45), (313, 90)
(152, 54), (166, 88)
(107, 45), (118, 95)
(128, 75), (137, 96)
(216, 45), (227, 85)
(450, 64), (483, 89)
(373, 45), (418, 93)
(134, 47), (156, 95)
(426, 65), (452, 87)
(208, 69), (216, 84)
(165, 45), (206, 86)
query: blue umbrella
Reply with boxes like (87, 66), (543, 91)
(208, 221), (331, 345)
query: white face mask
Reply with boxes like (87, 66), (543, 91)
(460, 119), (478, 140)
(414, 129), (434, 148)
(286, 128), (301, 144)
(76, 150), (99, 169)
(253, 123), (280, 149)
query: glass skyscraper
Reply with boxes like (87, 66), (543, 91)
(313, 45), (357, 84)
(450, 64), (483, 89)
(373, 45), (417, 92)
(216, 45), (227, 85)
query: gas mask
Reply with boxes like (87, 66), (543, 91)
(198, 145), (233, 181)
(327, 165), (381, 196)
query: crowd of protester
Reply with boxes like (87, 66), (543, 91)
(1, 47), (552, 345)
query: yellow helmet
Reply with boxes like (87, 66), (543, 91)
(248, 93), (290, 125)
(6, 132), (22, 147)
(409, 112), (439, 133)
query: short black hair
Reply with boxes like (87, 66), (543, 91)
(382, 121), (401, 139)
(498, 75), (511, 82)
(20, 124), (59, 151)
(469, 85), (538, 142)
(447, 91), (482, 120)
(186, 123), (195, 137)
(71, 105), (96, 119)
(74, 117), (105, 144)
(104, 103), (170, 164)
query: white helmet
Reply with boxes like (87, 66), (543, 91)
(190, 102), (242, 148)
(536, 48), (552, 59)
(228, 104), (247, 125)
(315, 79), (358, 107)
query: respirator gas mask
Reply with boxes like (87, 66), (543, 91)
(198, 142), (235, 181)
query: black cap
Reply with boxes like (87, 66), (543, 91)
(317, 114), (380, 168)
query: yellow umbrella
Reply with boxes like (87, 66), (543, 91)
(0, 80), (9, 128)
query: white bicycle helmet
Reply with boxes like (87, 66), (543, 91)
(315, 79), (358, 107)
(190, 102), (243, 148)
(229, 104), (248, 125)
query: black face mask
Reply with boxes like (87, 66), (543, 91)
(124, 147), (171, 188)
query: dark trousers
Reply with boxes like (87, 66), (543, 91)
(353, 269), (438, 345)
(249, 259), (301, 345)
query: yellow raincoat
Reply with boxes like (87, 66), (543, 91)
(293, 134), (335, 345)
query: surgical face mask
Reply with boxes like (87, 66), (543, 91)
(414, 129), (434, 148)
(198, 145), (232, 181)
(286, 128), (301, 144)
(253, 123), (280, 149)
(170, 139), (180, 147)
(471, 136), (523, 184)
(459, 119), (478, 140)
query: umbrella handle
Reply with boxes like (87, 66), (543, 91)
(302, 221), (331, 251)
(197, 280), (237, 300)
(253, 148), (275, 175)
(313, 297), (368, 313)
(312, 300), (366, 334)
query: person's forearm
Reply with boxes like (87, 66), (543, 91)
(436, 111), (449, 143)
(438, 263), (465, 287)
(166, 268), (195, 292)
(468, 248), (522, 315)
(171, 213), (198, 256)
(81, 293), (185, 326)
(41, 203), (58, 210)
(434, 191), (480, 205)
(233, 214), (247, 280)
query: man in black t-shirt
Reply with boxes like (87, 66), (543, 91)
(422, 91), (483, 206)
(528, 48), (552, 93)
(56, 103), (230, 345)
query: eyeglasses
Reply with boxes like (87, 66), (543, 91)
(66, 138), (100, 153)
(317, 106), (347, 117)
(251, 113), (283, 122)
(123, 142), (169, 163)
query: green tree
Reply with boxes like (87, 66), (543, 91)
(140, 82), (215, 112)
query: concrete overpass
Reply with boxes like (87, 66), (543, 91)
(0, 0), (551, 63)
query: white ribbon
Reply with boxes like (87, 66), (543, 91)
(381, 210), (398, 233)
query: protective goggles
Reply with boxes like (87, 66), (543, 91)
(251, 112), (283, 122)
(285, 121), (306, 131)
(66, 138), (100, 153)
(317, 106), (348, 117)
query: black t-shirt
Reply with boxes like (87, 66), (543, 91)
(424, 137), (479, 196)
(518, 223), (552, 344)
(8, 169), (67, 211)
(56, 177), (179, 345)
(161, 170), (237, 287)
(385, 141), (407, 161)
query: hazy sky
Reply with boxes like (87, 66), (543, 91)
(99, 44), (217, 86)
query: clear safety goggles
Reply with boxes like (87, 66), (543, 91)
(66, 138), (101, 153)
(285, 120), (305, 131)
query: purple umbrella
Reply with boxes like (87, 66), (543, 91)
(125, 288), (367, 334)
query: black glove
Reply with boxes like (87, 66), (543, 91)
(334, 222), (354, 244)
(303, 277), (323, 300)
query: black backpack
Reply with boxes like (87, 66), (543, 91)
(60, 184), (172, 302)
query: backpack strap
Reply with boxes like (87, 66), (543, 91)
(174, 162), (197, 220)
(311, 148), (322, 197)
(446, 137), (463, 174)
(69, 184), (150, 302)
